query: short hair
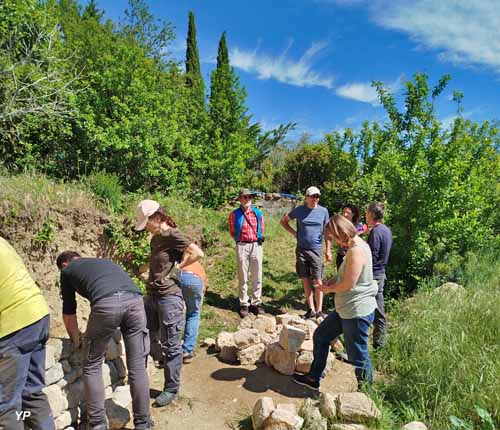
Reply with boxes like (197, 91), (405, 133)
(367, 202), (385, 221)
(325, 214), (357, 243)
(341, 204), (361, 225)
(56, 251), (81, 269)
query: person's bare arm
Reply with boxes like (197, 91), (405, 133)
(63, 314), (81, 349)
(280, 214), (297, 237)
(179, 243), (204, 269)
(318, 247), (365, 294)
(324, 237), (332, 262)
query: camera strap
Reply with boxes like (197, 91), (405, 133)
(241, 208), (259, 240)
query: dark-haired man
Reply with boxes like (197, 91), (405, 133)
(56, 252), (152, 430)
(366, 202), (393, 349)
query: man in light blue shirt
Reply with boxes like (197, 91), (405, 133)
(281, 186), (332, 318)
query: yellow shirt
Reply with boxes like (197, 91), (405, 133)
(0, 237), (49, 338)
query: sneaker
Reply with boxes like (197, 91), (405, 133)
(249, 304), (265, 315)
(239, 305), (249, 318)
(153, 390), (178, 407)
(335, 351), (349, 363)
(291, 373), (320, 391)
(183, 351), (195, 364)
(302, 309), (316, 320)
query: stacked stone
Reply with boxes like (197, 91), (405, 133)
(252, 393), (384, 430)
(43, 329), (133, 430)
(213, 313), (337, 376)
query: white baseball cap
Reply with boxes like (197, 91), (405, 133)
(305, 186), (321, 196)
(135, 199), (160, 231)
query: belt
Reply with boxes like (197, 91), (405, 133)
(237, 240), (257, 244)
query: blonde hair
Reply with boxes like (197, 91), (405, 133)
(325, 214), (357, 244)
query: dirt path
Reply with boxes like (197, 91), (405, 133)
(147, 348), (358, 429)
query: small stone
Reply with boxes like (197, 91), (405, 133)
(238, 343), (266, 365)
(265, 342), (297, 376)
(336, 392), (381, 423)
(55, 410), (72, 430)
(112, 385), (132, 408)
(45, 345), (56, 370)
(402, 422), (428, 430)
(279, 325), (306, 353)
(43, 384), (68, 417)
(253, 315), (276, 334)
(299, 339), (314, 352)
(105, 398), (131, 430)
(234, 329), (261, 349)
(263, 406), (304, 430)
(45, 362), (64, 385)
(201, 338), (216, 347)
(252, 397), (275, 429)
(295, 351), (313, 374)
(319, 393), (337, 419)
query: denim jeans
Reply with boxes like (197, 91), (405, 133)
(0, 315), (55, 430)
(83, 292), (150, 430)
(180, 272), (204, 354)
(145, 293), (184, 393)
(373, 275), (388, 349)
(309, 310), (375, 386)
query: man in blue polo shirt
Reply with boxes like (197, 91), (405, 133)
(281, 186), (331, 319)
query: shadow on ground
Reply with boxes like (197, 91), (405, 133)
(210, 366), (317, 399)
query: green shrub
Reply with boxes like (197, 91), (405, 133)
(373, 248), (500, 428)
(86, 172), (123, 212)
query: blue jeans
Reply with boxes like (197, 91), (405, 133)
(145, 293), (184, 393)
(180, 272), (204, 354)
(309, 310), (375, 386)
(0, 315), (55, 430)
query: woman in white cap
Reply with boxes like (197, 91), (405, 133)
(135, 200), (204, 407)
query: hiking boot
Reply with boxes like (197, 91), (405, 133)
(315, 311), (328, 320)
(249, 304), (265, 316)
(335, 351), (349, 363)
(183, 351), (195, 364)
(153, 390), (178, 407)
(239, 305), (249, 318)
(291, 373), (320, 391)
(302, 309), (316, 320)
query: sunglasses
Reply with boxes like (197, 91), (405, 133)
(241, 195), (252, 200)
(308, 194), (320, 199)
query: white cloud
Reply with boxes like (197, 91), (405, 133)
(331, 0), (500, 73)
(230, 40), (334, 89)
(335, 75), (403, 105)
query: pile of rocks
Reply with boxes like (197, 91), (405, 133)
(252, 392), (382, 430)
(43, 330), (137, 430)
(212, 313), (340, 376)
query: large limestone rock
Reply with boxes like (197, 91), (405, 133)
(43, 384), (68, 417)
(319, 393), (337, 419)
(45, 344), (56, 370)
(275, 314), (301, 326)
(300, 399), (327, 430)
(295, 351), (313, 374)
(105, 398), (131, 430)
(279, 325), (306, 353)
(402, 422), (428, 430)
(216, 331), (238, 363)
(46, 362), (64, 385)
(261, 332), (279, 346)
(253, 315), (277, 334)
(252, 397), (275, 429)
(239, 314), (257, 330)
(55, 410), (72, 430)
(336, 393), (381, 423)
(265, 342), (297, 376)
(263, 405), (304, 430)
(234, 329), (261, 349)
(299, 339), (314, 352)
(331, 425), (369, 430)
(238, 343), (266, 365)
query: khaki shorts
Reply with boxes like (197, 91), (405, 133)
(295, 247), (324, 280)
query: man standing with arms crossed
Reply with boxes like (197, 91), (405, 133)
(366, 202), (393, 349)
(281, 186), (332, 319)
(0, 237), (54, 430)
(229, 189), (265, 318)
(56, 251), (152, 430)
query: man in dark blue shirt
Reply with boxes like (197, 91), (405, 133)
(366, 202), (393, 349)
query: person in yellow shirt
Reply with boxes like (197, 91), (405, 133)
(0, 237), (55, 430)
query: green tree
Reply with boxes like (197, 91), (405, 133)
(185, 11), (204, 107)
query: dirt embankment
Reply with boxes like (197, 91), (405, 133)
(0, 205), (111, 337)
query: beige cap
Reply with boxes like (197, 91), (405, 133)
(135, 199), (160, 231)
(305, 186), (321, 196)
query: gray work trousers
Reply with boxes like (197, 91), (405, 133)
(236, 242), (263, 306)
(82, 292), (150, 430)
(144, 293), (184, 393)
(373, 275), (388, 349)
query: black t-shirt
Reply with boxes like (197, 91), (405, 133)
(60, 258), (141, 315)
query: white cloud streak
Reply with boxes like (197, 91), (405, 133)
(230, 41), (334, 89)
(335, 75), (403, 105)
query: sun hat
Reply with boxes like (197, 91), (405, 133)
(135, 199), (160, 231)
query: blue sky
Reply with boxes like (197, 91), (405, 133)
(93, 0), (500, 140)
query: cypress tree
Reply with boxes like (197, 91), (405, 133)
(185, 11), (204, 105)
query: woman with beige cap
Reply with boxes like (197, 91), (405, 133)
(135, 200), (204, 407)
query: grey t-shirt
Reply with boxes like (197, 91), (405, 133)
(288, 204), (329, 250)
(335, 241), (378, 319)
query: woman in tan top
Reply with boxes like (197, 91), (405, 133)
(135, 200), (204, 407)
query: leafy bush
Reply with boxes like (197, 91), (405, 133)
(86, 172), (123, 212)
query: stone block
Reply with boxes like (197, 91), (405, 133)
(46, 362), (64, 386)
(279, 325), (306, 353)
(252, 397), (275, 430)
(253, 315), (276, 334)
(265, 342), (297, 376)
(45, 345), (56, 370)
(319, 393), (337, 419)
(238, 343), (266, 365)
(336, 393), (381, 423)
(43, 384), (68, 417)
(234, 329), (261, 349)
(295, 351), (313, 374)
